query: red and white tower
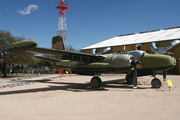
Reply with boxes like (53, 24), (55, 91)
(55, 0), (69, 46)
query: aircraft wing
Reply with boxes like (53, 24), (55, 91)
(4, 40), (105, 63)
(27, 47), (105, 63)
(34, 55), (61, 63)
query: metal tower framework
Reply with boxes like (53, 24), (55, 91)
(56, 0), (69, 46)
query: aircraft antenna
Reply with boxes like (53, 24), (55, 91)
(55, 0), (69, 47)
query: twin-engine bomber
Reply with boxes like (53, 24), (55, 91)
(5, 39), (176, 88)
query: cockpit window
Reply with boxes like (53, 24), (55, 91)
(128, 50), (147, 59)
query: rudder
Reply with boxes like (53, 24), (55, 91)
(52, 36), (65, 50)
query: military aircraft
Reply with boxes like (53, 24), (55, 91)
(4, 38), (176, 89)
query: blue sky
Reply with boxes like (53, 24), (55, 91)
(1, 0), (180, 50)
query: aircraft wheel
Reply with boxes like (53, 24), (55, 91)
(91, 76), (102, 88)
(126, 75), (133, 83)
(151, 78), (161, 88)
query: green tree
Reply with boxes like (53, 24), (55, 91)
(0, 30), (39, 77)
(38, 55), (54, 69)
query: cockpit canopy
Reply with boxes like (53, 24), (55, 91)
(128, 50), (147, 59)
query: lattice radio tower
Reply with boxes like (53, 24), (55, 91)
(56, 0), (69, 47)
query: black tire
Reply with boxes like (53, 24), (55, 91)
(91, 76), (102, 88)
(151, 78), (161, 88)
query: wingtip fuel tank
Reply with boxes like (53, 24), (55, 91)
(5, 40), (37, 53)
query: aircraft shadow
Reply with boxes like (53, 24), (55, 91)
(0, 78), (150, 96)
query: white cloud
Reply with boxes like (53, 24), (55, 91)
(18, 4), (38, 15)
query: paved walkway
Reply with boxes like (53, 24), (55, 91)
(0, 74), (62, 88)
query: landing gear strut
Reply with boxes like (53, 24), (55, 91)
(91, 76), (102, 88)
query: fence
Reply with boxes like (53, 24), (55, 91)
(7, 69), (52, 75)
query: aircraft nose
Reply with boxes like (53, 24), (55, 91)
(161, 55), (176, 70)
(171, 56), (176, 67)
(149, 54), (176, 70)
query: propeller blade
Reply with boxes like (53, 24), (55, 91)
(91, 48), (97, 55)
(133, 66), (137, 89)
(124, 46), (128, 53)
(136, 51), (145, 62)
(130, 51), (145, 89)
(98, 47), (111, 55)
(163, 70), (166, 82)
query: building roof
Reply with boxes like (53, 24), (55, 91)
(82, 26), (180, 50)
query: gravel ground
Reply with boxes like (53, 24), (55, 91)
(0, 74), (180, 120)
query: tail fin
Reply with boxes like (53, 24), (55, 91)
(52, 36), (65, 50)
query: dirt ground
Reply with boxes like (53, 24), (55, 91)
(0, 74), (180, 120)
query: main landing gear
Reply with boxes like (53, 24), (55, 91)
(90, 76), (102, 88)
(151, 78), (161, 88)
(126, 74), (162, 88)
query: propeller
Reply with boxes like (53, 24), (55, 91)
(91, 48), (97, 55)
(124, 46), (145, 88)
(150, 40), (180, 54)
(91, 47), (112, 55)
(130, 51), (145, 88)
(99, 47), (111, 55)
(124, 46), (129, 53)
